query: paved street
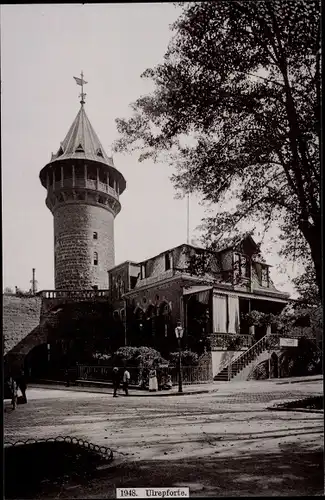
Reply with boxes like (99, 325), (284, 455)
(4, 379), (324, 497)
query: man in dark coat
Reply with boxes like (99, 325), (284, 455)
(112, 367), (120, 397)
(16, 369), (27, 403)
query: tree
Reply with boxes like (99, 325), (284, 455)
(292, 260), (320, 305)
(114, 1), (321, 298)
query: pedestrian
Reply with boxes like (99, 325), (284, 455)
(9, 376), (18, 409)
(16, 369), (27, 403)
(112, 367), (120, 397)
(64, 368), (70, 387)
(165, 374), (173, 390)
(123, 368), (130, 396)
(149, 368), (158, 392)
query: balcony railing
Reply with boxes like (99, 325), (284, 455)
(40, 289), (110, 300)
(208, 333), (253, 349)
(50, 179), (119, 199)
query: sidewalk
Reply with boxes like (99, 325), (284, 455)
(29, 381), (218, 397)
(29, 374), (322, 397)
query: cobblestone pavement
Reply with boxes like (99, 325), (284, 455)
(4, 379), (324, 497)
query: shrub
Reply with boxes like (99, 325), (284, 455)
(112, 346), (168, 369)
(169, 350), (199, 366)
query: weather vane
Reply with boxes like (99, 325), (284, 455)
(73, 71), (88, 105)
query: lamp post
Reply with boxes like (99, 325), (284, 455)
(175, 321), (184, 393)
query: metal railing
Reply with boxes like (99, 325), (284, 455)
(40, 289), (110, 299)
(49, 178), (119, 199)
(77, 364), (213, 386)
(208, 333), (253, 349)
(229, 332), (275, 377)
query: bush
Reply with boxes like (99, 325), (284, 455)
(279, 337), (322, 377)
(112, 346), (168, 369)
(169, 350), (199, 366)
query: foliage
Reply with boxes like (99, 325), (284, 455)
(226, 334), (248, 351)
(169, 350), (199, 366)
(114, 1), (321, 298)
(3, 287), (13, 294)
(244, 310), (274, 327)
(278, 336), (322, 377)
(92, 352), (112, 362)
(292, 261), (320, 306)
(112, 346), (168, 369)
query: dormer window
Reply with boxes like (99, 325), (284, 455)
(261, 265), (269, 287)
(75, 143), (84, 153)
(165, 252), (172, 271)
(96, 148), (103, 157)
(140, 263), (147, 279)
(93, 251), (98, 266)
(233, 253), (250, 279)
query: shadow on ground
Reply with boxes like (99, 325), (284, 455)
(5, 441), (323, 498)
(4, 441), (109, 499)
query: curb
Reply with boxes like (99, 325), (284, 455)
(29, 383), (218, 397)
(267, 407), (323, 414)
(275, 377), (323, 385)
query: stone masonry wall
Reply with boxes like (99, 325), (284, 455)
(54, 203), (114, 289)
(3, 295), (42, 355)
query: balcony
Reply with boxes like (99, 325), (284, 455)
(50, 178), (119, 200)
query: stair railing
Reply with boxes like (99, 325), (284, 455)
(228, 331), (275, 378)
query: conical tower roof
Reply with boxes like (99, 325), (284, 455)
(40, 103), (126, 193)
(49, 105), (114, 167)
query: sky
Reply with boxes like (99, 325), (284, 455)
(1, 3), (299, 296)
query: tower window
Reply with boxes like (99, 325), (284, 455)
(75, 143), (84, 153)
(93, 252), (98, 266)
(93, 232), (98, 240)
(96, 148), (103, 157)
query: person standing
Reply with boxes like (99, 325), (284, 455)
(9, 376), (18, 410)
(149, 368), (158, 392)
(112, 367), (120, 397)
(16, 369), (27, 403)
(123, 368), (130, 396)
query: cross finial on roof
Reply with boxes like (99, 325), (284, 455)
(73, 71), (88, 106)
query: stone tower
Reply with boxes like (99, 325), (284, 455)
(39, 84), (126, 290)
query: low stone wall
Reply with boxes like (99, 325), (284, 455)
(3, 295), (42, 355)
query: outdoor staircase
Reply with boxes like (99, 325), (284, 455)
(214, 333), (272, 381)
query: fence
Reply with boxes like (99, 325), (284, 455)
(77, 364), (213, 386)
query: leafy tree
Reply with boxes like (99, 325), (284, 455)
(292, 261), (320, 305)
(114, 1), (321, 298)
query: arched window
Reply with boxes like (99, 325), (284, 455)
(93, 232), (98, 240)
(93, 252), (98, 265)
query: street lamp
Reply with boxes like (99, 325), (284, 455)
(175, 321), (184, 393)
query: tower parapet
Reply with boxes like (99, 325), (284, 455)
(39, 82), (126, 290)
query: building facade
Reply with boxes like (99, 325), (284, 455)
(108, 236), (290, 366)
